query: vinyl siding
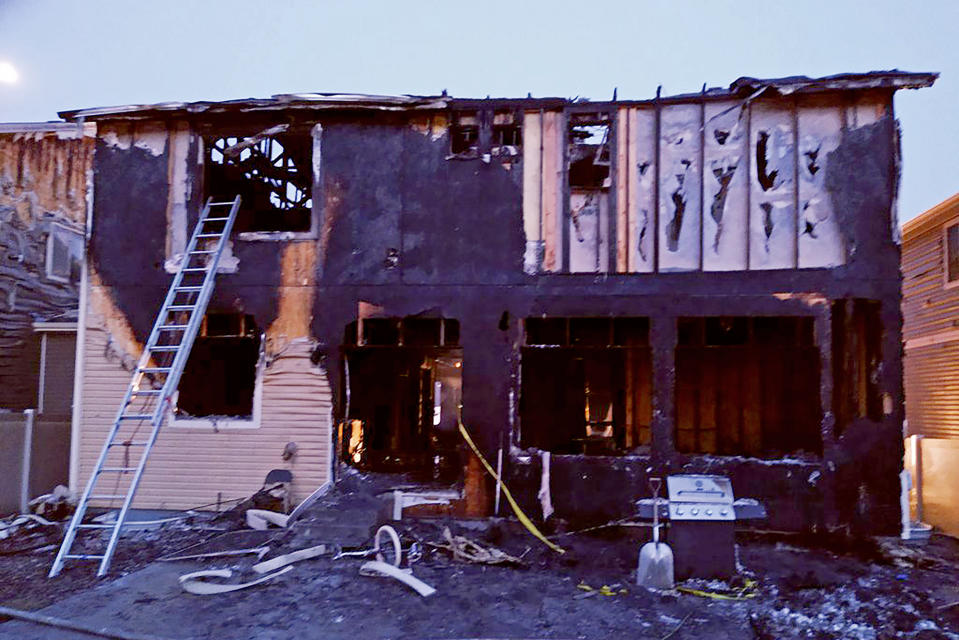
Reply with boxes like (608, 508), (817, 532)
(77, 294), (332, 511)
(903, 195), (959, 438)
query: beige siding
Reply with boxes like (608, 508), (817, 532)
(77, 293), (332, 511)
(903, 193), (959, 438)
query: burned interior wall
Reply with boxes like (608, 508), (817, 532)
(0, 126), (92, 411)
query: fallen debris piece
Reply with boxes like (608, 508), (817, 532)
(28, 484), (76, 520)
(359, 560), (436, 597)
(252, 544), (327, 574)
(0, 513), (56, 539)
(246, 509), (290, 530)
(677, 577), (758, 600)
(429, 527), (525, 566)
(178, 566), (293, 595)
(0, 604), (171, 640)
(576, 581), (628, 597)
(373, 525), (402, 567)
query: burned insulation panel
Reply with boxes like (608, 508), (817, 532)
(206, 131), (313, 233)
(658, 104), (702, 271)
(703, 102), (748, 271)
(675, 316), (821, 457)
(749, 103), (796, 269)
(521, 317), (652, 453)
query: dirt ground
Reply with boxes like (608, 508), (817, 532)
(3, 485), (959, 639)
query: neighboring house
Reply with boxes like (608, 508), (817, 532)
(902, 191), (959, 536)
(0, 122), (93, 512)
(58, 70), (935, 532)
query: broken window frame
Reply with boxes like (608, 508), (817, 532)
(201, 123), (319, 242)
(45, 222), (83, 284)
(169, 313), (265, 430)
(943, 220), (959, 288)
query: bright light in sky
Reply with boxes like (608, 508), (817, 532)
(0, 61), (18, 84)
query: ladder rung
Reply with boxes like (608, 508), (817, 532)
(119, 414), (152, 420)
(89, 495), (125, 500)
(65, 554), (105, 560)
(196, 233), (223, 239)
(190, 250), (217, 255)
(158, 325), (189, 330)
(167, 305), (195, 311)
(131, 389), (161, 395)
(149, 346), (180, 352)
(175, 286), (203, 292)
(182, 267), (208, 273)
(78, 523), (114, 529)
(208, 201), (236, 206)
(100, 467), (137, 472)
(203, 217), (230, 222)
(140, 367), (171, 373)
(108, 441), (150, 447)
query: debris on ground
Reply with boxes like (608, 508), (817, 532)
(427, 526), (526, 566)
(27, 485), (76, 521)
(5, 473), (959, 639)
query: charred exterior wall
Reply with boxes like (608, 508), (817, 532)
(77, 83), (910, 530)
(0, 126), (92, 411)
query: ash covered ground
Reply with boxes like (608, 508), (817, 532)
(2, 477), (959, 639)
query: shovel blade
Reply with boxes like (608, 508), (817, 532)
(637, 541), (674, 590)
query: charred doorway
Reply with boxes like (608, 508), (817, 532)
(341, 317), (462, 481)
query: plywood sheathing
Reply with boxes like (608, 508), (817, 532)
(267, 240), (318, 349)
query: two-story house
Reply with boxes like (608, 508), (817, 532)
(59, 70), (935, 532)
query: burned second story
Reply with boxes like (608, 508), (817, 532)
(61, 70), (936, 313)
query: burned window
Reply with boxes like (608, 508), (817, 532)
(341, 316), (462, 480)
(45, 223), (83, 284)
(521, 317), (651, 455)
(206, 130), (312, 234)
(568, 115), (612, 273)
(450, 113), (479, 155)
(492, 111), (521, 157)
(675, 317), (821, 458)
(946, 223), (959, 284)
(176, 313), (261, 419)
(568, 119), (610, 189)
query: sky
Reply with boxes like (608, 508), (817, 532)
(0, 0), (955, 222)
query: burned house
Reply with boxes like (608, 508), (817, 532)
(60, 70), (934, 532)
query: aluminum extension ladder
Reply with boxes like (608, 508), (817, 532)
(49, 196), (241, 578)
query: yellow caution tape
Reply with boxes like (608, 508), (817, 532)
(458, 423), (565, 554)
(576, 581), (628, 596)
(677, 578), (759, 601)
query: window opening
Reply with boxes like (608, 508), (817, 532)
(946, 223), (959, 284)
(450, 113), (479, 155)
(675, 316), (821, 458)
(46, 223), (83, 284)
(521, 317), (651, 455)
(568, 115), (612, 273)
(176, 313), (261, 418)
(206, 130), (312, 234)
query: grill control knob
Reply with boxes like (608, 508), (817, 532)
(676, 508), (684, 515)
(691, 508), (699, 516)
(705, 509), (713, 516)
(721, 509), (729, 516)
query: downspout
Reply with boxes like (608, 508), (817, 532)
(68, 118), (93, 493)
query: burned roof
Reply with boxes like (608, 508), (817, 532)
(58, 70), (937, 122)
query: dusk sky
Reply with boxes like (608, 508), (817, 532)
(0, 0), (954, 221)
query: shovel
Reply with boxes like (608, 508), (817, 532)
(637, 477), (674, 589)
